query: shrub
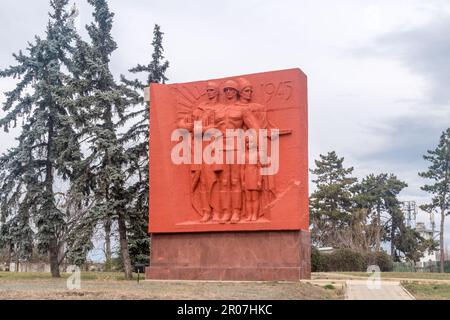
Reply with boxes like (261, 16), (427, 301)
(367, 251), (393, 272)
(311, 248), (394, 272)
(326, 248), (367, 272)
(311, 247), (328, 272)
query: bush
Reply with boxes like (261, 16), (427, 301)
(436, 261), (450, 273)
(110, 256), (124, 272)
(311, 248), (394, 272)
(326, 248), (367, 272)
(367, 251), (393, 272)
(311, 247), (327, 272)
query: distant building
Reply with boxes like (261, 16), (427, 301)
(317, 247), (335, 254)
(7, 262), (52, 273)
(415, 222), (439, 268)
(1, 261), (104, 273)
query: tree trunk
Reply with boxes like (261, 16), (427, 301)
(118, 213), (132, 280)
(104, 218), (112, 271)
(46, 116), (60, 278)
(15, 252), (19, 272)
(390, 218), (395, 259)
(440, 207), (445, 273)
(375, 205), (381, 252)
(49, 238), (60, 278)
(6, 245), (12, 272)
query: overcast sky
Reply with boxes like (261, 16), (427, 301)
(1, 0), (449, 251)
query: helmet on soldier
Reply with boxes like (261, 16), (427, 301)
(223, 80), (240, 92)
(237, 78), (253, 92)
(206, 81), (219, 91)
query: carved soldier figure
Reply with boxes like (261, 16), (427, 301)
(237, 78), (279, 219)
(238, 77), (269, 129)
(177, 82), (222, 223)
(214, 80), (260, 224)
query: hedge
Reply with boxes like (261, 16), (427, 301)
(312, 248), (393, 272)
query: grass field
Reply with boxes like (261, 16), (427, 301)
(402, 282), (450, 300)
(0, 272), (343, 300)
(321, 272), (450, 281)
(314, 272), (450, 300)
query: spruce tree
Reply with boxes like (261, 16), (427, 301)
(0, 145), (34, 268)
(121, 24), (169, 265)
(69, 0), (138, 279)
(419, 128), (450, 273)
(0, 0), (80, 277)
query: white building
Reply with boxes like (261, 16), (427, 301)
(416, 222), (439, 268)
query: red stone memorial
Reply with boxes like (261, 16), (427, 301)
(145, 68), (310, 281)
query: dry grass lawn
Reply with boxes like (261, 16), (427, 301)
(402, 282), (450, 300)
(316, 272), (450, 281)
(0, 272), (343, 300)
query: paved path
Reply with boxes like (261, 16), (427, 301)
(345, 280), (414, 300)
(314, 272), (450, 284)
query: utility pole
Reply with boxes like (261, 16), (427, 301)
(401, 201), (417, 229)
(430, 211), (435, 236)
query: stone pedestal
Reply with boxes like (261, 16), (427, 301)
(146, 230), (311, 281)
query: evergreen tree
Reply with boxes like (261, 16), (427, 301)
(309, 151), (357, 248)
(352, 174), (390, 251)
(380, 175), (408, 259)
(353, 173), (408, 256)
(69, 0), (138, 279)
(0, 146), (34, 268)
(0, 0), (80, 277)
(310, 151), (414, 258)
(121, 24), (169, 265)
(419, 128), (450, 273)
(394, 225), (437, 264)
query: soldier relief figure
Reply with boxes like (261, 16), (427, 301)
(176, 78), (286, 224)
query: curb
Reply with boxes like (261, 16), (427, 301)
(399, 283), (416, 300)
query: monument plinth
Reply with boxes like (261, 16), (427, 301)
(146, 68), (310, 281)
